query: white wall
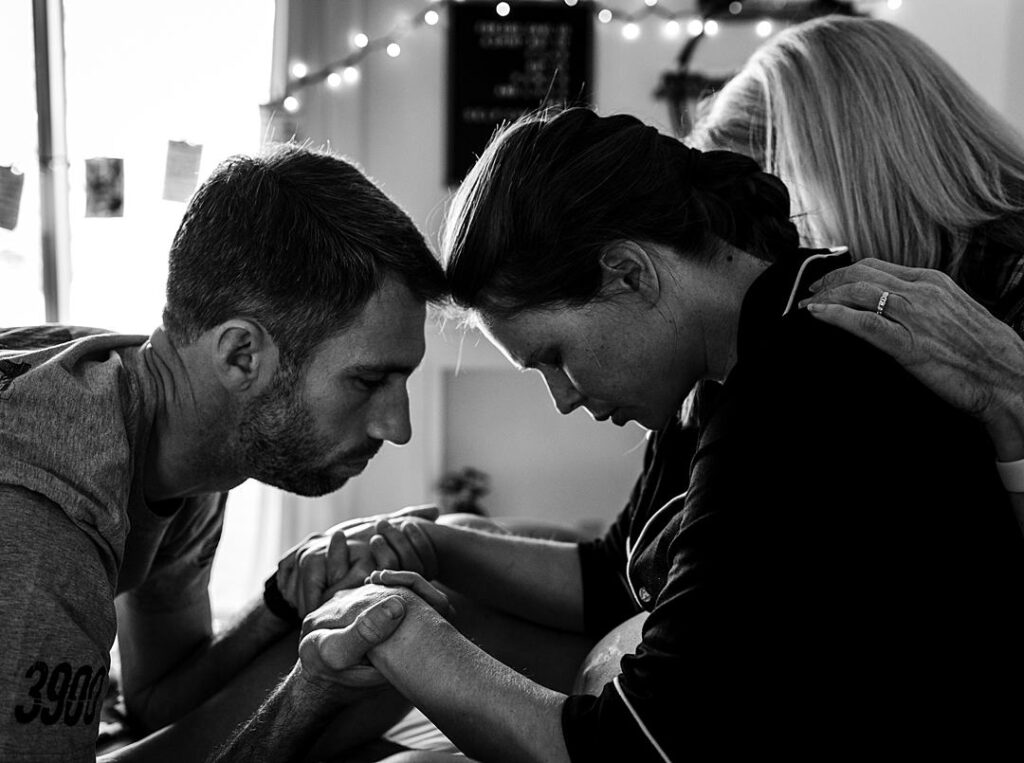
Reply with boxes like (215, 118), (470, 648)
(279, 0), (1024, 539)
(877, 0), (1020, 131)
(444, 368), (648, 527)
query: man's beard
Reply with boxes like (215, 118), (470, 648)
(237, 364), (355, 497)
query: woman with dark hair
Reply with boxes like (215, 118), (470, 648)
(303, 107), (1024, 762)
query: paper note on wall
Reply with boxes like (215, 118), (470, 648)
(85, 157), (124, 217)
(0, 166), (25, 231)
(163, 140), (203, 202)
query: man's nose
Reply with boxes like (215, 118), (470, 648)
(367, 385), (413, 445)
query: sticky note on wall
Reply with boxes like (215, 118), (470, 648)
(163, 140), (203, 202)
(0, 166), (25, 231)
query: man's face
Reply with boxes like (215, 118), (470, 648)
(238, 277), (427, 497)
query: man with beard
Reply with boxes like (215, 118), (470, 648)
(0, 143), (447, 762)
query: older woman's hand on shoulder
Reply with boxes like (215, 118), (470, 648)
(798, 258), (1024, 462)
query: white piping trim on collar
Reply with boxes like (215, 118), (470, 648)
(781, 247), (849, 317)
(613, 675), (674, 762)
(625, 494), (685, 609)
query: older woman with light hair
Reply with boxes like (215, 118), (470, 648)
(691, 14), (1024, 519)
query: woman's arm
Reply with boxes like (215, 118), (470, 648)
(800, 258), (1024, 529)
(306, 578), (572, 763)
(271, 506), (585, 632)
(374, 521), (585, 632)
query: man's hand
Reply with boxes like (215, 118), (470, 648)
(302, 577), (453, 643)
(275, 505), (440, 618)
(365, 517), (439, 579)
(363, 570), (454, 617)
(208, 595), (411, 763)
(297, 594), (407, 692)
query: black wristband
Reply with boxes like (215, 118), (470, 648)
(263, 572), (301, 626)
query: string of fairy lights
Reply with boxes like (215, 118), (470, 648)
(274, 0), (904, 113)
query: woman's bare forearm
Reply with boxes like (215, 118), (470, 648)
(423, 523), (584, 631)
(369, 596), (571, 763)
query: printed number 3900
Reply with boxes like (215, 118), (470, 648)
(13, 660), (108, 726)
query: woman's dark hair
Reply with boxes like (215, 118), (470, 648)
(164, 142), (447, 367)
(441, 107), (799, 316)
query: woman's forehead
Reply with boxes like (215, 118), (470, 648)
(475, 309), (559, 368)
(478, 306), (600, 367)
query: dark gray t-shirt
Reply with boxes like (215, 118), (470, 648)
(0, 326), (225, 761)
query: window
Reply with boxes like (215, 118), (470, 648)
(0, 1), (46, 325)
(8, 0), (278, 619)
(62, 0), (276, 333)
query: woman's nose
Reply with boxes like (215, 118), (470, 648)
(542, 369), (584, 415)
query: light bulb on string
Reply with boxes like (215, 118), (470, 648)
(755, 20), (772, 37)
(887, 0), (902, 8)
(282, 1), (751, 108)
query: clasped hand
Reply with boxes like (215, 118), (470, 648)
(298, 571), (453, 690)
(274, 504), (442, 618)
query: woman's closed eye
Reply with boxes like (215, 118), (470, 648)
(536, 351), (562, 369)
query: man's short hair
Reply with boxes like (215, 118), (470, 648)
(163, 142), (446, 365)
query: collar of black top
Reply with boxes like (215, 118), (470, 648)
(736, 246), (852, 361)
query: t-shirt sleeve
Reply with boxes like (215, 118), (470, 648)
(124, 493), (227, 613)
(0, 485), (115, 762)
(560, 313), (1022, 760)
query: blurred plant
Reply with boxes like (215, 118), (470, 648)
(436, 466), (491, 516)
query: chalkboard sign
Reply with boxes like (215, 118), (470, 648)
(447, 1), (593, 185)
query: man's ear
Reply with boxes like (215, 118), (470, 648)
(599, 241), (661, 304)
(210, 319), (279, 393)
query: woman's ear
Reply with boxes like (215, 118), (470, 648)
(599, 241), (661, 304)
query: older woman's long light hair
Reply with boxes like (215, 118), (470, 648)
(690, 16), (1024, 279)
